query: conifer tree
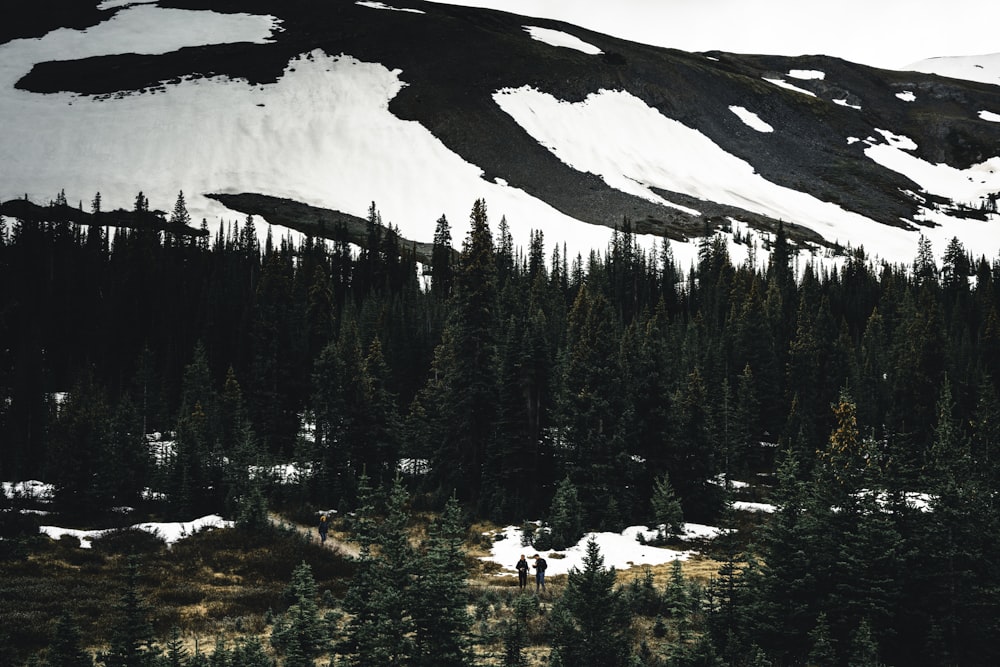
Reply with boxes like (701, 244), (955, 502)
(420, 199), (498, 503)
(411, 495), (473, 666)
(339, 476), (415, 665)
(548, 538), (631, 667)
(650, 472), (683, 539)
(161, 627), (187, 667)
(47, 373), (114, 517)
(544, 476), (584, 550)
(557, 285), (629, 526)
(99, 557), (157, 667)
(431, 214), (454, 299)
(45, 611), (93, 667)
(807, 613), (836, 667)
(229, 636), (272, 667)
(270, 562), (328, 667)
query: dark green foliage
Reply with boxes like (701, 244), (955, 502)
(45, 611), (94, 667)
(99, 556), (158, 667)
(6, 196), (1000, 665)
(339, 476), (416, 665)
(549, 538), (632, 667)
(410, 495), (473, 666)
(270, 562), (328, 667)
(541, 476), (584, 551)
(649, 472), (684, 539)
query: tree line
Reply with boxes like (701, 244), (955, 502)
(3, 192), (1000, 664)
(3, 194), (999, 520)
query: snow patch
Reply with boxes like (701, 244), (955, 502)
(729, 105), (774, 133)
(979, 110), (1000, 122)
(2, 480), (55, 501)
(524, 26), (602, 54)
(732, 501), (777, 513)
(834, 99), (862, 110)
(762, 77), (817, 97)
(493, 85), (921, 259)
(896, 90), (916, 102)
(356, 1), (426, 14)
(482, 524), (695, 576)
(39, 515), (233, 549)
(787, 69), (825, 80)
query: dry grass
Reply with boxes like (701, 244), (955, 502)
(0, 522), (354, 664)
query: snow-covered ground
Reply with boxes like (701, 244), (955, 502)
(37, 515), (233, 549)
(2, 480), (55, 501)
(482, 524), (699, 577)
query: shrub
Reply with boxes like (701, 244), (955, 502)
(91, 526), (166, 555)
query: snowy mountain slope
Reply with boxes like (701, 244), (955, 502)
(907, 53), (1000, 88)
(1, 0), (999, 266)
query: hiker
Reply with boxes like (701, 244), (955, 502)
(318, 514), (329, 544)
(516, 554), (529, 590)
(532, 554), (547, 592)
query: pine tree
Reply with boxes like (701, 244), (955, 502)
(419, 199), (498, 503)
(45, 611), (93, 667)
(549, 538), (631, 667)
(230, 636), (272, 667)
(557, 285), (629, 526)
(431, 214), (455, 298)
(270, 562), (328, 667)
(47, 373), (114, 517)
(545, 476), (584, 550)
(99, 557), (157, 667)
(807, 613), (836, 667)
(650, 472), (683, 539)
(339, 476), (415, 665)
(161, 627), (187, 667)
(410, 495), (473, 666)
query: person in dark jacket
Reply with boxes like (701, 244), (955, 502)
(516, 554), (529, 590)
(318, 514), (329, 544)
(532, 554), (547, 592)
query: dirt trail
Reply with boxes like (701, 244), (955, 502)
(268, 512), (361, 559)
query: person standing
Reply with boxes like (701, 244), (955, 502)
(516, 554), (529, 590)
(532, 554), (547, 593)
(318, 514), (329, 544)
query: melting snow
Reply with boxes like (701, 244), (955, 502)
(762, 77), (817, 97)
(2, 480), (55, 501)
(493, 85), (929, 259)
(39, 515), (233, 549)
(834, 98), (862, 110)
(730, 105), (774, 133)
(356, 1), (426, 14)
(482, 524), (695, 577)
(788, 69), (825, 80)
(524, 26), (602, 55)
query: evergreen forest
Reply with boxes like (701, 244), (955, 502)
(1, 193), (1000, 666)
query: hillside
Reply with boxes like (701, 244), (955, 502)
(1, 0), (998, 265)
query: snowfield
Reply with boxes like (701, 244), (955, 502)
(37, 515), (233, 549)
(1, 1), (997, 276)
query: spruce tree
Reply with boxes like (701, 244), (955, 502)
(270, 562), (328, 667)
(543, 476), (584, 550)
(99, 556), (157, 667)
(431, 214), (454, 299)
(161, 627), (187, 667)
(45, 611), (93, 667)
(549, 538), (631, 667)
(650, 472), (683, 539)
(339, 476), (415, 665)
(410, 495), (473, 666)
